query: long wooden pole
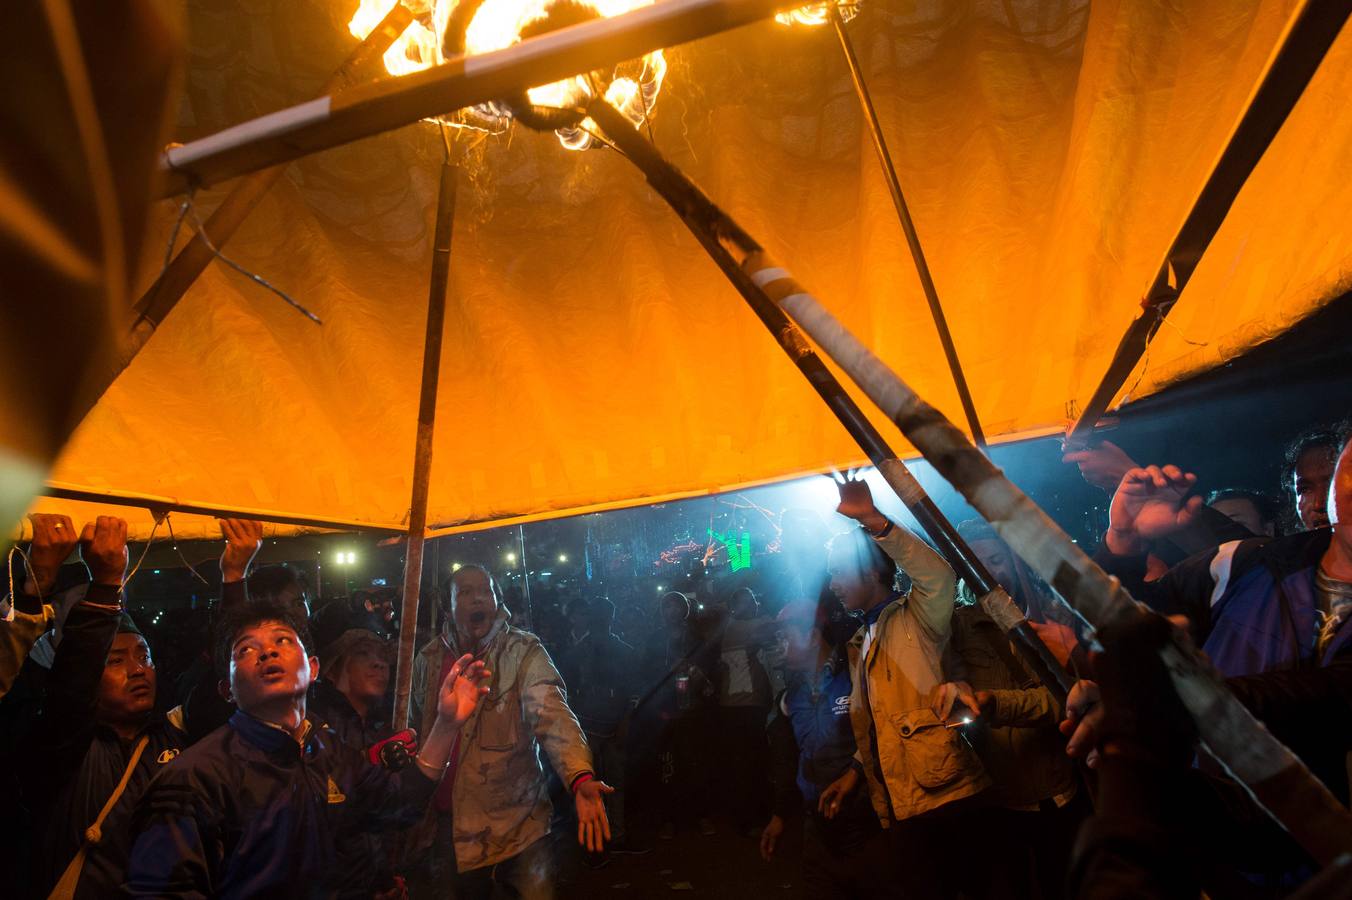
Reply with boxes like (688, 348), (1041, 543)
(736, 245), (1352, 866)
(392, 159), (458, 731)
(1065, 0), (1349, 446)
(828, 4), (985, 447)
(586, 99), (1073, 703)
(130, 5), (413, 341)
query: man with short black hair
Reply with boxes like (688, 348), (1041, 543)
(1284, 426), (1345, 531)
(124, 600), (489, 898)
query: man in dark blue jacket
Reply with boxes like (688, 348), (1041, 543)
(1097, 454), (1352, 801)
(19, 515), (186, 900)
(759, 598), (898, 899)
(124, 597), (491, 898)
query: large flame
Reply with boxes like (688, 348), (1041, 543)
(775, 1), (859, 27)
(348, 0), (665, 150)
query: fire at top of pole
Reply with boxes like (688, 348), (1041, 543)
(348, 0), (666, 150)
(774, 0), (859, 27)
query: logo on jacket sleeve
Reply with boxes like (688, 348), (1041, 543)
(327, 777), (346, 804)
(157, 749), (180, 764)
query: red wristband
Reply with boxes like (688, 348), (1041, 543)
(570, 772), (594, 793)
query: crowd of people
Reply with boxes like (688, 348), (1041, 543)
(1, 421), (1349, 899)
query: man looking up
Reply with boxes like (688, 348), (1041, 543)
(408, 564), (608, 900)
(125, 600), (489, 898)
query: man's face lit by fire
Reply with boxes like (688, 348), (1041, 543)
(451, 567), (498, 645)
(228, 621), (317, 714)
(1294, 446), (1337, 530)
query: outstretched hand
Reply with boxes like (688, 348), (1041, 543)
(218, 518), (263, 582)
(1106, 465), (1202, 554)
(575, 778), (615, 852)
(1062, 440), (1137, 493)
(435, 653), (492, 726)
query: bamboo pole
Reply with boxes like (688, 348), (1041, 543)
(392, 159), (458, 731)
(585, 99), (1072, 702)
(737, 244), (1352, 865)
(1065, 0), (1349, 446)
(130, 4), (414, 342)
(827, 3), (985, 447)
(157, 0), (795, 195)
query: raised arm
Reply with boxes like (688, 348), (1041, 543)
(1, 513), (76, 698)
(836, 478), (958, 641)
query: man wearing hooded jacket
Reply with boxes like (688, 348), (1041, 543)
(407, 564), (609, 900)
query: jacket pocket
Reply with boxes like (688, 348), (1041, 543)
(892, 708), (971, 791)
(477, 687), (521, 751)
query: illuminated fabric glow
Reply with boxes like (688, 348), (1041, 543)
(21, 0), (1352, 539)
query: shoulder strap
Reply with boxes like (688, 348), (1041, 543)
(47, 735), (150, 900)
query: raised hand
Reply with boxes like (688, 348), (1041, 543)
(835, 477), (888, 535)
(574, 778), (615, 853)
(435, 653), (491, 726)
(1106, 465), (1203, 555)
(1062, 440), (1138, 492)
(79, 517), (129, 587)
(24, 514), (79, 595)
(218, 518), (263, 583)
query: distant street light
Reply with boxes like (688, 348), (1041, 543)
(558, 553), (568, 563)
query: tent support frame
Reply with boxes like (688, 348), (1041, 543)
(828, 3), (985, 447)
(1065, 0), (1350, 446)
(130, 4), (413, 343)
(585, 93), (1352, 861)
(586, 99), (1073, 704)
(392, 158), (458, 732)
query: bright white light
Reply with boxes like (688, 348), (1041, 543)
(451, 562), (462, 572)
(656, 584), (664, 592)
(558, 554), (568, 563)
(506, 552), (518, 564)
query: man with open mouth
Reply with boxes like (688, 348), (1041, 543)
(405, 563), (607, 900)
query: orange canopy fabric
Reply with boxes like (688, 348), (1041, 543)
(23, 0), (1352, 540)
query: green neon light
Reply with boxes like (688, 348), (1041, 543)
(707, 529), (753, 572)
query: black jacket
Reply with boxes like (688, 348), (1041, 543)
(125, 709), (437, 899)
(306, 679), (398, 899)
(21, 585), (186, 900)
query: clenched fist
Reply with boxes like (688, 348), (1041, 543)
(79, 517), (129, 587)
(24, 514), (79, 595)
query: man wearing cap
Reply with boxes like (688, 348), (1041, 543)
(308, 597), (410, 899)
(19, 515), (188, 899)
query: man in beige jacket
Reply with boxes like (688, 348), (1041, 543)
(817, 480), (990, 899)
(408, 565), (610, 899)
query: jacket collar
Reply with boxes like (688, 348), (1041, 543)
(229, 709), (316, 759)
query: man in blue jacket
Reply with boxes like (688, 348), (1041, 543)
(759, 597), (898, 898)
(124, 597), (491, 898)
